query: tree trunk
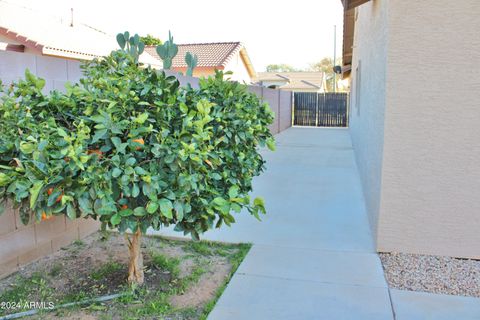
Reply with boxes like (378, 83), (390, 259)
(126, 229), (144, 285)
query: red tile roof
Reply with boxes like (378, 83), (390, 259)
(145, 42), (243, 68)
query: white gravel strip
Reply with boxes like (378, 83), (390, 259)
(379, 252), (480, 297)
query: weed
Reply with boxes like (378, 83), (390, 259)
(151, 254), (180, 278)
(0, 272), (54, 315)
(90, 261), (123, 281)
(187, 241), (213, 255)
(49, 263), (63, 277)
(72, 239), (85, 247)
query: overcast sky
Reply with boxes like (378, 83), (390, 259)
(11, 0), (344, 71)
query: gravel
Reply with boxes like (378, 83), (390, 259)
(379, 252), (480, 297)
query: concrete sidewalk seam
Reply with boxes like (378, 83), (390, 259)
(235, 272), (389, 289)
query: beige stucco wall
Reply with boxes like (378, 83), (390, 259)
(351, 0), (480, 258)
(348, 0), (389, 242)
(377, 0), (480, 258)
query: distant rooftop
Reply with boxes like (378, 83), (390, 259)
(256, 72), (324, 90)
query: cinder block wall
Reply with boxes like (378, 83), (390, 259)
(0, 203), (99, 279)
(248, 86), (293, 135)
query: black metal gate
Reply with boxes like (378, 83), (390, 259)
(293, 92), (349, 127)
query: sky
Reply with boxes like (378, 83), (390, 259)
(10, 0), (344, 72)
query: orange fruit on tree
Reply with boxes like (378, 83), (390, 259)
(56, 193), (63, 203)
(121, 204), (128, 210)
(132, 138), (144, 150)
(47, 187), (54, 195)
(41, 212), (47, 221)
(133, 138), (144, 145)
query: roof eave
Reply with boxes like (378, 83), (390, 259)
(239, 48), (256, 79)
(340, 0), (371, 78)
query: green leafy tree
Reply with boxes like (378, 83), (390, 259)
(309, 57), (342, 92)
(265, 64), (299, 72)
(0, 32), (275, 285)
(139, 34), (162, 46)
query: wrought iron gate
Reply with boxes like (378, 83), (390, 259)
(293, 92), (349, 127)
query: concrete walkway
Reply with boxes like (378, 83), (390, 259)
(154, 127), (480, 319)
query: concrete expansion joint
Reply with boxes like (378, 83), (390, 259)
(236, 272), (388, 289)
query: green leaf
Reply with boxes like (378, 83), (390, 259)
(134, 167), (147, 175)
(112, 168), (122, 178)
(134, 207), (147, 216)
(213, 197), (229, 206)
(29, 181), (44, 209)
(119, 209), (133, 217)
(57, 128), (68, 138)
(131, 183), (140, 197)
(111, 137), (122, 148)
(125, 157), (136, 166)
(266, 138), (276, 151)
(228, 185), (239, 198)
(146, 202), (159, 214)
(20, 142), (36, 154)
(91, 129), (108, 144)
(134, 113), (149, 124)
(66, 203), (76, 220)
(110, 213), (122, 226)
(0, 173), (11, 187)
(79, 197), (93, 214)
(211, 173), (222, 180)
(33, 161), (48, 175)
(174, 201), (184, 221)
(253, 197), (266, 214)
(159, 198), (173, 219)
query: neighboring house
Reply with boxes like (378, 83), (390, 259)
(255, 72), (325, 92)
(0, 1), (160, 92)
(145, 42), (256, 83)
(341, 0), (480, 258)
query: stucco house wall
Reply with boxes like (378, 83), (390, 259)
(348, 0), (388, 241)
(171, 51), (253, 84)
(377, 0), (480, 258)
(224, 52), (252, 84)
(350, 0), (480, 258)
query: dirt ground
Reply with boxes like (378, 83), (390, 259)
(0, 231), (250, 320)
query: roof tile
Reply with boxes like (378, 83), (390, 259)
(145, 42), (243, 68)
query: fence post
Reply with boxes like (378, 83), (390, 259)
(291, 92), (295, 126)
(277, 90), (281, 132)
(315, 93), (319, 127)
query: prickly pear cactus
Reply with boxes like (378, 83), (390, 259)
(155, 31), (178, 70)
(116, 31), (145, 63)
(185, 52), (198, 77)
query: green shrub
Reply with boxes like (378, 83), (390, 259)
(0, 32), (275, 284)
